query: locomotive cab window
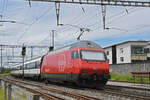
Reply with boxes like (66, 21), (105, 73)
(81, 50), (106, 61)
(72, 51), (80, 59)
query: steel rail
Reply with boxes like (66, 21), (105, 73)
(104, 89), (150, 100)
(105, 84), (150, 100)
(4, 77), (102, 100)
(86, 84), (150, 100)
(85, 87), (150, 100)
(106, 84), (150, 91)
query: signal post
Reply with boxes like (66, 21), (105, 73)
(22, 45), (26, 81)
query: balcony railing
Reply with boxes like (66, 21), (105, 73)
(131, 54), (147, 60)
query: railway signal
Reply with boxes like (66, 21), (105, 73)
(22, 46), (26, 56)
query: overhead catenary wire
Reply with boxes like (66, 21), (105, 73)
(15, 6), (55, 44)
(0, 0), (8, 26)
(90, 7), (143, 31)
(86, 7), (137, 28)
(38, 6), (141, 46)
(0, 3), (145, 42)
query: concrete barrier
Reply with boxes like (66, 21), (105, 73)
(109, 62), (150, 74)
(0, 80), (41, 100)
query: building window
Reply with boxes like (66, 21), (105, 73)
(120, 57), (124, 62)
(144, 48), (150, 53)
(120, 48), (124, 53)
(106, 51), (109, 55)
(131, 46), (144, 54)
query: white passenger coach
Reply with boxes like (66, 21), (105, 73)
(11, 57), (41, 78)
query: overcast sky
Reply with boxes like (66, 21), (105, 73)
(0, 0), (150, 48)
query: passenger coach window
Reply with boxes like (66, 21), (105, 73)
(72, 51), (80, 59)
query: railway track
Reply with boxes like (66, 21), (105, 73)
(0, 77), (102, 100)
(104, 86), (150, 100)
(106, 84), (150, 91)
(85, 84), (150, 100)
(1, 76), (150, 100)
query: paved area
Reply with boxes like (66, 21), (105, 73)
(107, 81), (150, 89)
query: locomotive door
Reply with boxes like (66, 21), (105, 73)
(71, 51), (80, 81)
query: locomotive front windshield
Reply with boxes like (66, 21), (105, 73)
(81, 50), (106, 61)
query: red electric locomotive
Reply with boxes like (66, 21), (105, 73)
(41, 40), (110, 87)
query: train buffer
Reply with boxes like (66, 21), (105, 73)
(131, 71), (150, 86)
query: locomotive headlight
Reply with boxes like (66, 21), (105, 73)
(93, 67), (98, 71)
(82, 69), (88, 73)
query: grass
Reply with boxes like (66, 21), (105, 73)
(0, 73), (10, 77)
(0, 88), (5, 100)
(110, 72), (150, 83)
(0, 88), (14, 100)
(16, 91), (27, 99)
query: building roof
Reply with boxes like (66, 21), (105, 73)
(103, 40), (149, 49)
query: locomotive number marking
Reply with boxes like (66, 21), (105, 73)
(58, 54), (66, 72)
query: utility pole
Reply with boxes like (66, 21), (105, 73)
(0, 45), (3, 73)
(49, 30), (55, 51)
(31, 46), (33, 59)
(12, 47), (14, 59)
(55, 2), (60, 26)
(101, 5), (107, 29)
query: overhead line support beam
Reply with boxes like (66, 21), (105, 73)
(31, 0), (150, 7)
(0, 44), (49, 48)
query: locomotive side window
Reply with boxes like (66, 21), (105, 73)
(72, 51), (80, 59)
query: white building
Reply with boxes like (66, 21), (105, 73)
(104, 41), (149, 64)
(144, 42), (150, 60)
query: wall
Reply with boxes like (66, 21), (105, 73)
(109, 62), (150, 74)
(104, 47), (112, 64)
(145, 44), (150, 57)
(0, 80), (41, 100)
(116, 43), (131, 64)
